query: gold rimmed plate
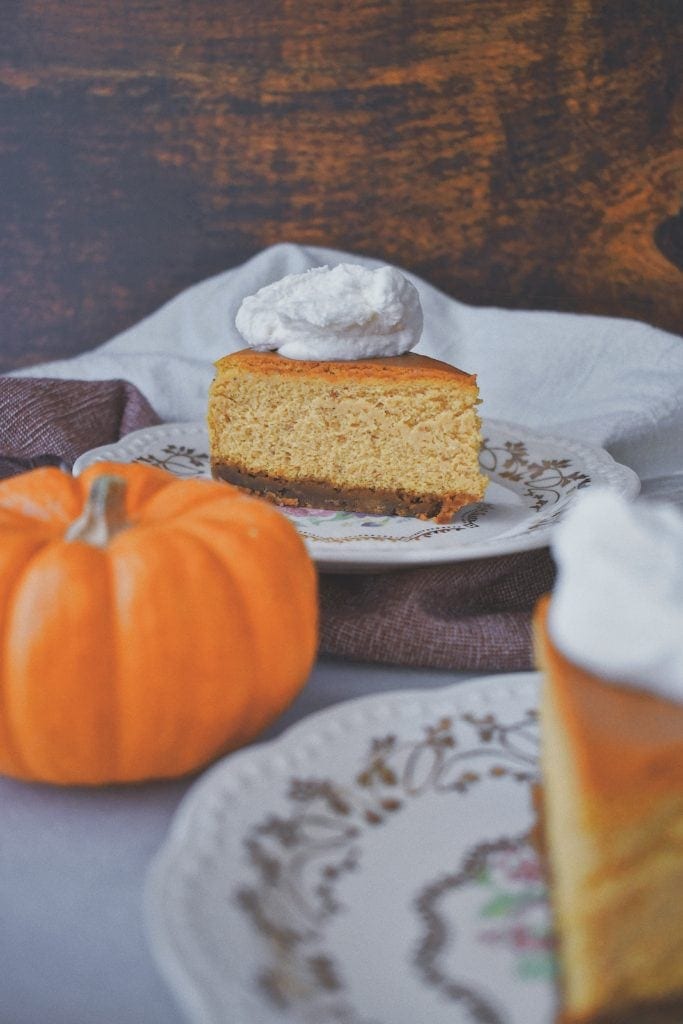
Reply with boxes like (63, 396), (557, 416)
(73, 421), (639, 572)
(145, 672), (554, 1024)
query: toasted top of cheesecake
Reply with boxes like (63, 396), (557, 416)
(213, 348), (479, 387)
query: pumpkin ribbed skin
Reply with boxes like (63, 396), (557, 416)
(0, 462), (318, 785)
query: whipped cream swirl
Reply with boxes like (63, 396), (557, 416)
(235, 263), (423, 360)
(549, 489), (683, 703)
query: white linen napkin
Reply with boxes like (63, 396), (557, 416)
(11, 242), (683, 499)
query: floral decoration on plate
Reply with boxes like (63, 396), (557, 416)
(73, 421), (639, 571)
(146, 672), (558, 1024)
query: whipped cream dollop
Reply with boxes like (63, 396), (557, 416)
(548, 489), (683, 703)
(235, 263), (423, 360)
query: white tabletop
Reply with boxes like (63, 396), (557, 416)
(0, 656), (486, 1024)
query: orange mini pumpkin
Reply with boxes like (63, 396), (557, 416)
(0, 461), (318, 785)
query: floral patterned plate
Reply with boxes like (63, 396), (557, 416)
(73, 421), (639, 571)
(146, 672), (557, 1024)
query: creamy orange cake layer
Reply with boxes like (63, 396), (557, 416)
(535, 596), (683, 1024)
(208, 349), (488, 522)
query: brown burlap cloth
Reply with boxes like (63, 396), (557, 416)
(0, 377), (555, 672)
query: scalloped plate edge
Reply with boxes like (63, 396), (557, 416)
(144, 670), (541, 1024)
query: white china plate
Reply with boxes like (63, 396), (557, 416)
(73, 421), (639, 572)
(146, 672), (557, 1024)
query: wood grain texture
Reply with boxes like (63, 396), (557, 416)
(1, 0), (681, 371)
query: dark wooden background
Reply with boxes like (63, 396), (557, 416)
(1, 0), (682, 373)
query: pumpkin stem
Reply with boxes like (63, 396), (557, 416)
(65, 474), (130, 547)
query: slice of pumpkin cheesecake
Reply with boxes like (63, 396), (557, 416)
(207, 263), (487, 523)
(533, 489), (683, 1023)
